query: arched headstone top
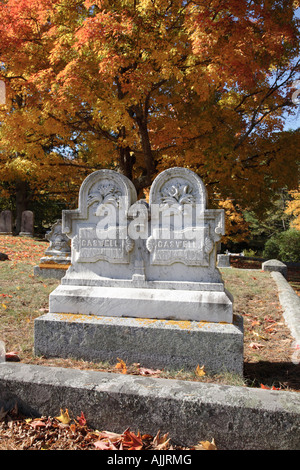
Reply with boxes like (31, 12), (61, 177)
(149, 167), (207, 209)
(79, 169), (137, 214)
(63, 169), (137, 236)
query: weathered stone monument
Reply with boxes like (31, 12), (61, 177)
(34, 220), (71, 279)
(0, 210), (13, 235)
(34, 168), (243, 374)
(19, 210), (34, 237)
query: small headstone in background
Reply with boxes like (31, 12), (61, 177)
(217, 254), (231, 268)
(44, 220), (71, 260)
(19, 210), (34, 237)
(0, 210), (13, 235)
(262, 259), (288, 279)
(34, 220), (71, 279)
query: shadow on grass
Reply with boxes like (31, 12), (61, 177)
(244, 361), (300, 391)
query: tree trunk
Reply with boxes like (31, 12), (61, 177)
(119, 145), (135, 182)
(135, 111), (156, 189)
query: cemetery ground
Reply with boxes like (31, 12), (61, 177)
(0, 235), (299, 450)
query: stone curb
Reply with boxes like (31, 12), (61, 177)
(271, 272), (300, 347)
(0, 363), (300, 450)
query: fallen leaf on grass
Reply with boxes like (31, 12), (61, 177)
(252, 331), (268, 341)
(139, 367), (162, 376)
(264, 323), (277, 330)
(264, 316), (276, 323)
(260, 384), (281, 390)
(115, 358), (127, 374)
(195, 364), (206, 377)
(249, 342), (264, 349)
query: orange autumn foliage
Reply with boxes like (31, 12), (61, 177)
(0, 0), (299, 237)
(285, 187), (300, 230)
(218, 198), (250, 244)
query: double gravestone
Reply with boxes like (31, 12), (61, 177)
(0, 210), (34, 236)
(35, 168), (243, 374)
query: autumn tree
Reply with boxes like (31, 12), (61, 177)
(285, 185), (300, 230)
(0, 0), (300, 233)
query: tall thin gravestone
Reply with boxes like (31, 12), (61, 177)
(19, 210), (34, 237)
(35, 168), (243, 374)
(0, 210), (13, 235)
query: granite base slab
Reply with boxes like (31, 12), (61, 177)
(34, 313), (244, 375)
(49, 284), (233, 323)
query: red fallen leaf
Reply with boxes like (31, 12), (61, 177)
(76, 411), (87, 426)
(261, 383), (269, 389)
(264, 316), (276, 323)
(261, 384), (281, 390)
(122, 428), (143, 450)
(5, 352), (20, 362)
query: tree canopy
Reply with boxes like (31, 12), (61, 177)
(0, 0), (299, 232)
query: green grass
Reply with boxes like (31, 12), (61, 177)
(0, 236), (299, 391)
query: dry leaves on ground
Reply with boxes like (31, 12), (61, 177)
(0, 405), (216, 451)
